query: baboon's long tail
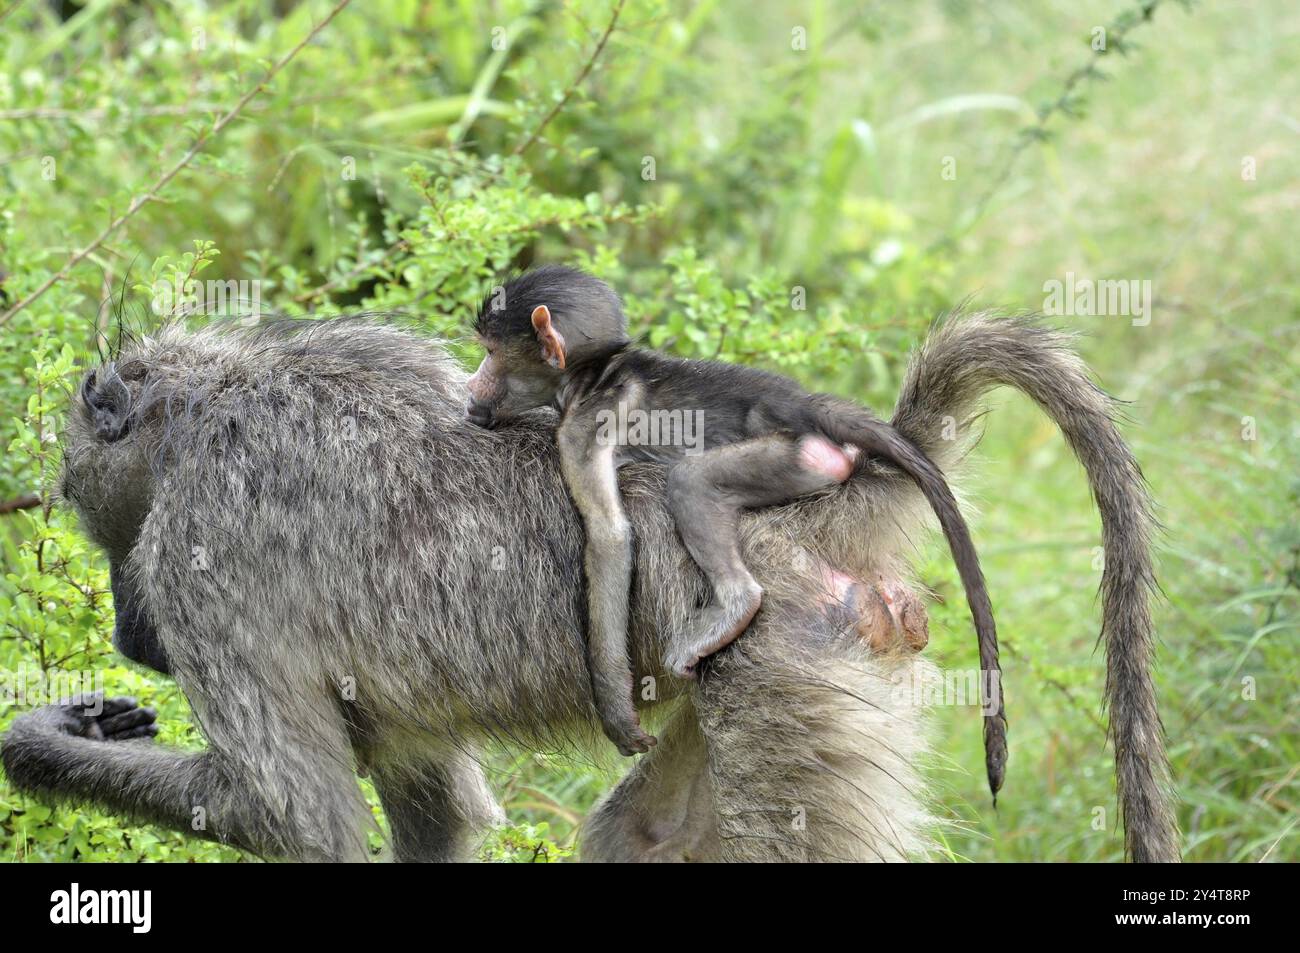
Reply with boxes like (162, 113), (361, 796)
(891, 314), (1180, 863)
(813, 402), (1006, 802)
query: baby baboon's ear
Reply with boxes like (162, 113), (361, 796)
(530, 305), (567, 370)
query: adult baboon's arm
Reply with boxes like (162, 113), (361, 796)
(2, 692), (371, 861)
(3, 696), (204, 833)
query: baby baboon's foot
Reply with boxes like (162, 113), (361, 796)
(665, 582), (763, 678)
(663, 642), (703, 680)
(605, 719), (658, 757)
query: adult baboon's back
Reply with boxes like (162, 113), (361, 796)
(2, 316), (1178, 862)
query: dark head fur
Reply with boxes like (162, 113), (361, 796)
(476, 265), (629, 368)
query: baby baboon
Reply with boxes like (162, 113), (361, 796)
(0, 314), (1179, 862)
(468, 267), (1004, 798)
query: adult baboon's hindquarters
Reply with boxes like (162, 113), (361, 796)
(1, 315), (1177, 862)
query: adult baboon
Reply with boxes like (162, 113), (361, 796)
(1, 315), (1179, 862)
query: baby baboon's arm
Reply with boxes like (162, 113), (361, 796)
(557, 407), (657, 757)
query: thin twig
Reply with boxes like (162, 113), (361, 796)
(0, 0), (354, 329)
(0, 493), (41, 514)
(511, 0), (627, 156)
(931, 0), (1175, 251)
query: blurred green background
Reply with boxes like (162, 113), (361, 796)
(0, 0), (1295, 862)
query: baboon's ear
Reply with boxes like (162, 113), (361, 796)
(531, 305), (567, 370)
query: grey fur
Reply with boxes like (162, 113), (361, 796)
(0, 312), (1177, 862)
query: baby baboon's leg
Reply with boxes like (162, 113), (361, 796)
(664, 435), (853, 676)
(557, 414), (658, 756)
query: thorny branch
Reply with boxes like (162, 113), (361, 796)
(0, 0), (356, 328)
(933, 0), (1180, 251)
(512, 0), (627, 157)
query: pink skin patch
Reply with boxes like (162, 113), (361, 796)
(819, 565), (860, 605)
(798, 435), (858, 483)
(467, 354), (502, 404)
(811, 560), (929, 654)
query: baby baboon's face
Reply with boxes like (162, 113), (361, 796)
(465, 333), (563, 428)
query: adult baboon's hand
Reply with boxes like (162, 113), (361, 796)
(8, 694), (159, 743)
